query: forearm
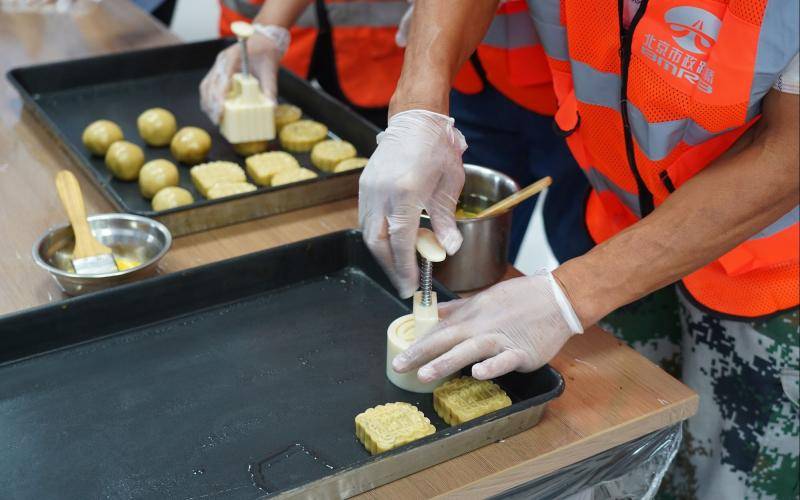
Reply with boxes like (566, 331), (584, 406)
(555, 90), (800, 326)
(389, 0), (498, 116)
(253, 0), (313, 28)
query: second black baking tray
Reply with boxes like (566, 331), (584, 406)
(0, 230), (563, 499)
(7, 39), (380, 237)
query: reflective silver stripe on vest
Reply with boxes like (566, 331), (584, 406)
(528, 3), (568, 61)
(220, 0), (260, 19)
(530, 0), (560, 24)
(584, 167), (642, 218)
(748, 0), (800, 108)
(568, 60), (764, 161)
(572, 61), (620, 110)
(295, 1), (408, 28)
(683, 102), (760, 146)
(626, 100), (761, 161)
(626, 103), (684, 161)
(482, 10), (541, 49)
(751, 205), (799, 240)
(296, 4), (317, 27)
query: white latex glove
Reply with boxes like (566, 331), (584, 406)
(359, 109), (467, 298)
(199, 24), (290, 125)
(394, 1), (414, 47)
(391, 270), (584, 382)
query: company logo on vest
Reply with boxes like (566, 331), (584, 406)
(639, 5), (721, 94)
(665, 6), (721, 54)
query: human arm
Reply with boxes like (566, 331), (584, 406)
(389, 0), (498, 116)
(199, 0), (312, 124)
(358, 0), (498, 298)
(394, 90), (799, 382)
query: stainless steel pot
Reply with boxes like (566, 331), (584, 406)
(424, 164), (519, 292)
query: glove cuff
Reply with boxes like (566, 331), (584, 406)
(541, 270), (584, 334)
(386, 109), (467, 153)
(253, 24), (291, 56)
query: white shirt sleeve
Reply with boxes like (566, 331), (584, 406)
(773, 53), (800, 94)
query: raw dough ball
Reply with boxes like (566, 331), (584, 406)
(275, 103), (302, 130)
(137, 108), (177, 146)
(279, 120), (328, 152)
(333, 157), (368, 173)
(82, 119), (124, 156)
(170, 126), (212, 165)
(139, 159), (179, 198)
(310, 139), (356, 171)
(232, 140), (269, 157)
(105, 141), (145, 181)
(151, 186), (194, 211)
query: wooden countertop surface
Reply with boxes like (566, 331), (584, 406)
(0, 2), (698, 498)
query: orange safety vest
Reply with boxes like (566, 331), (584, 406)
(219, 0), (406, 109)
(452, 0), (558, 116)
(529, 0), (799, 318)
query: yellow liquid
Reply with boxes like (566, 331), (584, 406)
(455, 207), (480, 219)
(114, 256), (141, 271)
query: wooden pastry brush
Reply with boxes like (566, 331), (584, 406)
(55, 170), (119, 275)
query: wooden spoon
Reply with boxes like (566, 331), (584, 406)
(475, 176), (553, 219)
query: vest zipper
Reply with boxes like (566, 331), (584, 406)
(659, 170), (676, 193)
(618, 0), (654, 216)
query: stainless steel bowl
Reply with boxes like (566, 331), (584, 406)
(33, 213), (172, 296)
(425, 164), (520, 292)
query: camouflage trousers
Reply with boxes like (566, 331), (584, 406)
(601, 286), (799, 500)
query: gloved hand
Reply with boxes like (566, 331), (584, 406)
(199, 24), (290, 125)
(359, 109), (467, 298)
(391, 270), (584, 382)
(394, 0), (414, 47)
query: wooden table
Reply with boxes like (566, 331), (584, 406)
(0, 3), (698, 498)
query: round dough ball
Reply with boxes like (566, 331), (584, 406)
(137, 108), (177, 146)
(151, 186), (194, 211)
(105, 141), (145, 181)
(170, 126), (212, 165)
(139, 159), (179, 198)
(82, 119), (124, 156)
(233, 140), (269, 157)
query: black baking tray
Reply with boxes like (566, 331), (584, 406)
(7, 39), (380, 236)
(0, 231), (563, 499)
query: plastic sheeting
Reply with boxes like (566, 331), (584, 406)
(492, 424), (683, 500)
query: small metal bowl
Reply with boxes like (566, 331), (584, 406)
(422, 164), (520, 292)
(33, 213), (172, 296)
